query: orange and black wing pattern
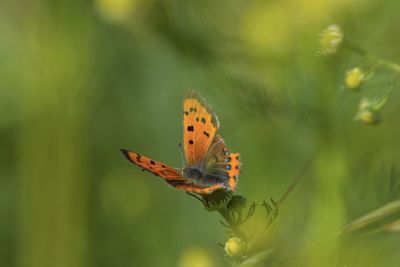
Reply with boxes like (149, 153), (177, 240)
(183, 90), (219, 165)
(204, 135), (241, 191)
(121, 149), (226, 194)
(121, 90), (241, 195)
(121, 149), (183, 181)
(225, 152), (241, 191)
(167, 180), (225, 194)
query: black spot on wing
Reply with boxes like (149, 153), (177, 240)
(203, 131), (210, 138)
(201, 117), (206, 124)
(189, 140), (194, 145)
(195, 117), (199, 122)
(150, 160), (155, 165)
(187, 125), (194, 132)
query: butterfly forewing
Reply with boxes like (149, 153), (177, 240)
(183, 90), (219, 165)
(121, 149), (184, 180)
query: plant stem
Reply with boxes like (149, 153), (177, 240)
(219, 208), (248, 240)
(344, 42), (400, 74)
(279, 156), (314, 205)
(379, 60), (400, 73)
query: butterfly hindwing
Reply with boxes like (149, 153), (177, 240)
(168, 180), (225, 194)
(204, 135), (241, 191)
(225, 152), (241, 190)
(121, 149), (183, 180)
(183, 90), (219, 165)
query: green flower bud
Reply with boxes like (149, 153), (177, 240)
(227, 195), (247, 212)
(202, 189), (232, 211)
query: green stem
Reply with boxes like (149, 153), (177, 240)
(219, 209), (248, 241)
(344, 42), (400, 73)
(279, 157), (314, 205)
(379, 60), (400, 73)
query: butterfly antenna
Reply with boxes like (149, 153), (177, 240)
(178, 142), (185, 166)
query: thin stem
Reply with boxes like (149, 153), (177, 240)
(344, 41), (400, 74)
(343, 42), (368, 57)
(379, 60), (400, 73)
(247, 157), (315, 250)
(279, 156), (314, 205)
(219, 209), (248, 241)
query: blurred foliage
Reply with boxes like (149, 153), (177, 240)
(1, 0), (400, 267)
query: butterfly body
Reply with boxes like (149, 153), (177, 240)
(183, 164), (229, 187)
(121, 90), (241, 194)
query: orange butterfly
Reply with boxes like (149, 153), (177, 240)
(121, 90), (241, 194)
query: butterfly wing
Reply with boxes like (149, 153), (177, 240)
(167, 180), (225, 194)
(121, 149), (184, 180)
(183, 90), (219, 165)
(204, 135), (241, 191)
(121, 148), (224, 194)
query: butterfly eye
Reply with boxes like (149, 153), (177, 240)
(224, 151), (229, 156)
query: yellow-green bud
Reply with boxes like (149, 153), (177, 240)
(354, 98), (379, 124)
(357, 110), (378, 124)
(224, 237), (247, 258)
(345, 68), (364, 90)
(319, 24), (344, 55)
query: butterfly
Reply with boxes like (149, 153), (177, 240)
(121, 90), (241, 194)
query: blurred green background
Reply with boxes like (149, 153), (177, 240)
(1, 0), (400, 266)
